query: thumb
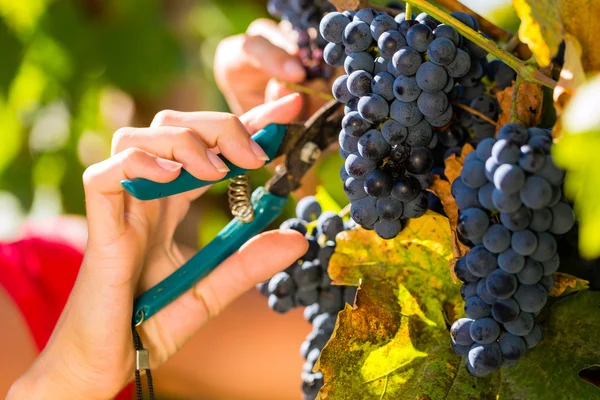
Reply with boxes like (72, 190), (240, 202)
(240, 93), (304, 134)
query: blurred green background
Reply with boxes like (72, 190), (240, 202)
(0, 0), (518, 247)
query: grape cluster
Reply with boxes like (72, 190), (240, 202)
(257, 196), (357, 399)
(268, 0), (336, 79)
(449, 122), (575, 376)
(320, 10), (479, 239)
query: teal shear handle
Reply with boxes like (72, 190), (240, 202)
(121, 123), (288, 201)
(132, 187), (288, 325)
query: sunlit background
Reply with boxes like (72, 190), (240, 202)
(0, 0), (518, 249)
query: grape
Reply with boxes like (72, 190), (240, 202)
(472, 122), (495, 140)
(344, 51), (375, 74)
(459, 83), (485, 103)
(427, 38), (457, 66)
(518, 145), (546, 173)
(483, 224), (511, 253)
(392, 176), (421, 202)
(376, 196), (404, 221)
(504, 311), (534, 336)
(381, 119), (408, 145)
(358, 94), (389, 123)
(476, 278), (498, 304)
(318, 241), (336, 266)
(364, 169), (393, 198)
(406, 23), (433, 52)
(492, 298), (520, 323)
(294, 260), (322, 289)
(303, 303), (320, 323)
(374, 56), (390, 74)
(467, 343), (502, 377)
(498, 248), (525, 273)
(454, 256), (479, 283)
(393, 75), (422, 102)
(492, 188), (522, 213)
(398, 191), (426, 218)
(484, 157), (499, 182)
(529, 208), (553, 232)
(486, 269), (518, 299)
(537, 156), (565, 186)
(408, 172), (432, 189)
(513, 284), (547, 313)
(511, 230), (538, 256)
(520, 176), (552, 209)
(342, 111), (370, 138)
(280, 218), (308, 236)
(347, 70), (373, 97)
(350, 196), (379, 226)
(391, 46), (423, 76)
(398, 18), (420, 36)
(461, 282), (478, 299)
(549, 202), (575, 235)
(443, 76), (455, 93)
(344, 176), (368, 200)
(452, 178), (481, 210)
(539, 274), (554, 292)
(390, 99), (423, 127)
(470, 317), (501, 344)
(378, 30), (406, 59)
(427, 131), (438, 148)
(417, 91), (448, 117)
(319, 287), (343, 313)
(317, 211), (345, 240)
(466, 245), (497, 277)
(491, 139), (520, 164)
(416, 62), (448, 92)
(426, 104), (453, 127)
(461, 159), (487, 188)
(370, 13), (397, 41)
(302, 372), (324, 398)
(450, 11), (478, 30)
(268, 294), (295, 314)
(477, 183), (495, 211)
(459, 58), (484, 87)
(500, 206), (532, 232)
(343, 21), (372, 52)
(465, 296), (491, 319)
(476, 138), (496, 161)
(433, 24), (460, 45)
(302, 239), (320, 260)
(339, 130), (358, 152)
(517, 258), (544, 284)
(403, 147), (433, 174)
(323, 42), (346, 66)
(416, 12), (439, 30)
(530, 232), (557, 262)
(445, 48), (471, 78)
(344, 98), (359, 114)
(458, 208), (489, 239)
(268, 272), (296, 298)
(319, 12), (350, 44)
(528, 135), (552, 153)
(451, 318), (475, 346)
(406, 119), (433, 147)
(332, 75), (355, 103)
(358, 129), (391, 161)
(524, 324), (542, 348)
(493, 164), (525, 195)
(374, 219), (402, 239)
(353, 8), (378, 24)
(345, 152), (376, 179)
(542, 253), (560, 275)
(487, 60), (516, 89)
(498, 333), (527, 361)
(371, 72), (395, 101)
(297, 196), (322, 221)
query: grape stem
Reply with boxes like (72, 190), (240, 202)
(452, 102), (498, 126)
(405, 3), (413, 20)
(279, 81), (335, 101)
(503, 35), (522, 54)
(338, 203), (351, 218)
(371, 0), (557, 89)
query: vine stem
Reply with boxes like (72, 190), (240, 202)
(452, 102), (498, 126)
(510, 75), (524, 123)
(373, 0), (557, 89)
(338, 203), (351, 218)
(279, 81), (335, 101)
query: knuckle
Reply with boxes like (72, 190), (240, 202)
(82, 164), (101, 188)
(111, 127), (134, 154)
(152, 109), (176, 127)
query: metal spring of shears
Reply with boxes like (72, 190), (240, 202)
(228, 175), (254, 222)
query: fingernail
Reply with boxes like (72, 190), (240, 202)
(250, 140), (270, 161)
(283, 59), (305, 80)
(206, 150), (230, 172)
(156, 158), (183, 172)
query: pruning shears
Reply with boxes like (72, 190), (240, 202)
(122, 100), (344, 326)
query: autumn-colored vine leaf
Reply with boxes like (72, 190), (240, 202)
(549, 272), (589, 297)
(496, 79), (544, 128)
(444, 143), (474, 184)
(328, 0), (366, 11)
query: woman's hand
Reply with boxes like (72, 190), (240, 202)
(8, 94), (308, 400)
(214, 19), (333, 118)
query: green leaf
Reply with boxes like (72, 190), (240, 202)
(319, 212), (600, 399)
(553, 75), (600, 258)
(315, 185), (342, 215)
(0, 16), (23, 94)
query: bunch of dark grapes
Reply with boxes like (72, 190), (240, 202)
(449, 122), (575, 377)
(257, 196), (357, 399)
(319, 9), (478, 239)
(268, 0), (337, 79)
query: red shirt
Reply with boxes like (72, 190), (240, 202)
(0, 237), (133, 400)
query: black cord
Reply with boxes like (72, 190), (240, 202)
(132, 327), (155, 400)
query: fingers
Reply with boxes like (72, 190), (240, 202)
(239, 93), (303, 134)
(150, 110), (269, 170)
(111, 126), (230, 182)
(82, 148), (182, 241)
(246, 18), (298, 55)
(242, 34), (305, 83)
